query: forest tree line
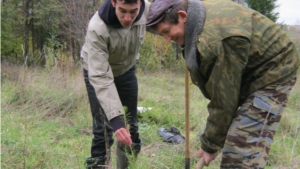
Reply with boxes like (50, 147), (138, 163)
(2, 0), (297, 72)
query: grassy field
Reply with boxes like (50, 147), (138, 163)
(1, 61), (300, 169)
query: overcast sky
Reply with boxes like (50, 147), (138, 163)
(276, 0), (300, 25)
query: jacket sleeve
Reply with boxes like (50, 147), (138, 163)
(200, 36), (250, 153)
(86, 28), (124, 122)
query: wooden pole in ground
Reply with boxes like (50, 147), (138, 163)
(185, 64), (190, 169)
(195, 157), (205, 169)
(184, 64), (205, 169)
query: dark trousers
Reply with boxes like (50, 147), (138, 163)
(83, 66), (139, 158)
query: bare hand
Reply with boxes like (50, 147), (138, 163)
(197, 148), (218, 166)
(114, 128), (132, 146)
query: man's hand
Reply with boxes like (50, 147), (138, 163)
(114, 128), (132, 146)
(197, 148), (219, 166)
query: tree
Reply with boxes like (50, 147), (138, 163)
(60, 0), (103, 62)
(245, 0), (279, 22)
(22, 0), (64, 66)
(1, 0), (64, 65)
(1, 0), (24, 61)
(32, 0), (64, 52)
(23, 0), (33, 65)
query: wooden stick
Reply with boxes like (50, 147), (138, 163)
(185, 64), (190, 169)
(195, 157), (205, 169)
(126, 124), (130, 132)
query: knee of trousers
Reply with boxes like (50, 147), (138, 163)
(128, 122), (138, 132)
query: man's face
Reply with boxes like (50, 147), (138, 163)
(112, 0), (141, 28)
(155, 14), (186, 46)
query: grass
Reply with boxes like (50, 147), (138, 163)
(1, 61), (300, 169)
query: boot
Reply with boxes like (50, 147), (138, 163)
(85, 156), (108, 169)
(116, 139), (142, 169)
(116, 144), (129, 169)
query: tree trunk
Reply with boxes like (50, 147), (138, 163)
(31, 0), (35, 57)
(23, 0), (32, 66)
(69, 22), (73, 61)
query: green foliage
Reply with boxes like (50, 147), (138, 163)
(1, 0), (175, 71)
(138, 33), (185, 74)
(33, 0), (64, 51)
(138, 33), (160, 73)
(1, 0), (64, 64)
(245, 0), (279, 22)
(42, 31), (63, 68)
(44, 46), (56, 69)
(1, 2), (23, 57)
(33, 0), (63, 31)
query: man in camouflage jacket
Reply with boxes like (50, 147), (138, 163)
(146, 0), (299, 168)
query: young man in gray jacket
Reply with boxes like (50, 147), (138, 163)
(80, 0), (149, 168)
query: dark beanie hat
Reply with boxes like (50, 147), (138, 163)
(146, 0), (181, 26)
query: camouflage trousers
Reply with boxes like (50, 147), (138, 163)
(221, 77), (297, 169)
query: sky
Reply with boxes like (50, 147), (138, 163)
(276, 0), (300, 25)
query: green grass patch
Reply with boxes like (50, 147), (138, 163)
(1, 63), (299, 169)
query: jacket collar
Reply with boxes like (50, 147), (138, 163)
(184, 0), (206, 71)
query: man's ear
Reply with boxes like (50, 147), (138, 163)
(111, 0), (116, 7)
(178, 11), (188, 23)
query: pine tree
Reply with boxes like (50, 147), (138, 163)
(245, 0), (279, 22)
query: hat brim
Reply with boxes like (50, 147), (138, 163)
(146, 14), (165, 27)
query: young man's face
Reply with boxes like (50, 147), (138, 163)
(112, 0), (141, 28)
(155, 12), (187, 46)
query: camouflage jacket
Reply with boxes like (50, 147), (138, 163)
(188, 0), (299, 153)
